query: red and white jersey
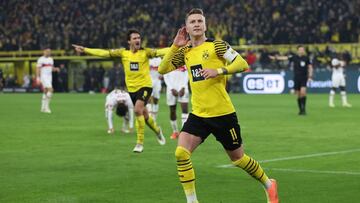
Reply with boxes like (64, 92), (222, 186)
(149, 57), (162, 84)
(164, 66), (189, 91)
(36, 56), (54, 78)
(105, 89), (133, 108)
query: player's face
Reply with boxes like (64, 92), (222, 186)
(128, 33), (141, 50)
(43, 49), (51, 57)
(297, 47), (305, 56)
(186, 14), (206, 38)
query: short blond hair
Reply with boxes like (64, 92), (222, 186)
(185, 8), (204, 21)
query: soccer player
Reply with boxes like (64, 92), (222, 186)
(163, 65), (189, 139)
(36, 48), (59, 113)
(72, 29), (167, 153)
(159, 8), (278, 203)
(329, 58), (352, 107)
(147, 57), (163, 120)
(105, 88), (134, 134)
(270, 45), (313, 115)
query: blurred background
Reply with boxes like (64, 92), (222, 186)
(0, 0), (359, 94)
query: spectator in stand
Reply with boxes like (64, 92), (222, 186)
(245, 50), (257, 70)
(0, 0), (358, 50)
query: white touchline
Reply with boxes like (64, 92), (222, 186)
(218, 148), (360, 168)
(263, 168), (360, 176)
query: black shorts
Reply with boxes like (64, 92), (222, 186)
(129, 87), (152, 105)
(294, 77), (307, 91)
(181, 112), (242, 151)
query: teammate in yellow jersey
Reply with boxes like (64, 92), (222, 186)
(159, 9), (279, 203)
(72, 29), (166, 153)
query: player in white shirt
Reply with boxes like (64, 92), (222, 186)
(329, 58), (352, 107)
(147, 57), (163, 120)
(105, 89), (134, 134)
(163, 65), (189, 139)
(36, 48), (59, 113)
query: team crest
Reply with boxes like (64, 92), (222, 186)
(202, 50), (209, 60)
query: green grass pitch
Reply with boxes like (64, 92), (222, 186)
(0, 93), (359, 203)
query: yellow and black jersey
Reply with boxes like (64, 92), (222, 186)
(84, 47), (168, 92)
(159, 39), (248, 118)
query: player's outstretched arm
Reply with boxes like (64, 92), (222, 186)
(159, 27), (188, 74)
(72, 44), (85, 53)
(72, 44), (112, 57)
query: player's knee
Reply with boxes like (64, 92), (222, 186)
(175, 146), (191, 161)
(134, 107), (143, 116)
(340, 86), (346, 91)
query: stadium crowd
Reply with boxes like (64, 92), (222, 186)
(0, 0), (359, 51)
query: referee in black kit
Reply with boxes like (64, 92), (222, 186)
(270, 45), (313, 115)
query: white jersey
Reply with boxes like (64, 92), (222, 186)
(331, 58), (346, 88)
(164, 66), (189, 91)
(150, 57), (162, 84)
(164, 66), (189, 106)
(332, 67), (344, 76)
(37, 56), (54, 88)
(105, 89), (133, 108)
(37, 56), (54, 78)
(149, 57), (162, 99)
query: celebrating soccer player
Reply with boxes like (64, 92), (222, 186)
(159, 8), (279, 203)
(72, 29), (167, 153)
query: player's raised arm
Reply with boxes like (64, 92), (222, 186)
(159, 27), (189, 74)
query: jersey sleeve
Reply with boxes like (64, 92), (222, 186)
(214, 40), (249, 75)
(214, 40), (238, 63)
(84, 48), (124, 58)
(109, 48), (125, 57)
(145, 47), (170, 58)
(163, 73), (172, 89)
(159, 44), (185, 74)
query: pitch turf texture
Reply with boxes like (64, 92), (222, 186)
(0, 93), (359, 203)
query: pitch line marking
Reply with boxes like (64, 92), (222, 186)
(218, 148), (360, 168)
(263, 167), (360, 176)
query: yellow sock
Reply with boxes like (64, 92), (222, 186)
(175, 146), (197, 202)
(233, 154), (270, 187)
(145, 116), (160, 134)
(135, 115), (145, 144)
